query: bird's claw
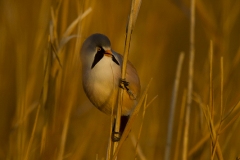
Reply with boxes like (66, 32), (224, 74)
(119, 79), (136, 100)
(111, 131), (121, 142)
(119, 79), (129, 90)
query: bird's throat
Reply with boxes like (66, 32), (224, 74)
(91, 53), (120, 69)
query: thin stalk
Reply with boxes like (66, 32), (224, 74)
(189, 98), (240, 157)
(209, 41), (213, 120)
(24, 104), (41, 160)
(57, 100), (73, 160)
(131, 134), (146, 160)
(194, 95), (223, 160)
(174, 89), (187, 160)
(134, 94), (148, 160)
(113, 0), (142, 155)
(212, 57), (224, 159)
(112, 78), (152, 160)
(183, 0), (195, 159)
(164, 52), (185, 160)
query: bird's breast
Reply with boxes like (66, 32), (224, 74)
(83, 56), (121, 113)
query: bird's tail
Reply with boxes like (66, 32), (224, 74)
(111, 115), (129, 142)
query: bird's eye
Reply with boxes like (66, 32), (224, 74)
(97, 47), (102, 52)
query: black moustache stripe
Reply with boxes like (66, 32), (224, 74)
(91, 52), (120, 69)
(91, 52), (104, 69)
(112, 55), (120, 65)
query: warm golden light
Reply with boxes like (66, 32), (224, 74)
(1, 0), (240, 159)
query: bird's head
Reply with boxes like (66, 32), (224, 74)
(80, 33), (119, 69)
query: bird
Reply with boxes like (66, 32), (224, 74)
(80, 33), (141, 141)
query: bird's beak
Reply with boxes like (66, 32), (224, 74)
(104, 50), (112, 57)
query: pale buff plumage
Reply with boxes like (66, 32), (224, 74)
(80, 33), (140, 116)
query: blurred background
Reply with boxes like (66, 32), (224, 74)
(1, 0), (240, 159)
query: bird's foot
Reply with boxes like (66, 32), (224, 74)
(111, 131), (121, 142)
(119, 79), (136, 100)
(119, 79), (129, 90)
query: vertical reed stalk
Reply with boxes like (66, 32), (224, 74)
(209, 41), (213, 121)
(183, 0), (195, 159)
(134, 94), (147, 160)
(164, 52), (185, 160)
(174, 89), (187, 160)
(113, 0), (142, 156)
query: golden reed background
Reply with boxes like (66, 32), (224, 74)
(1, 0), (240, 159)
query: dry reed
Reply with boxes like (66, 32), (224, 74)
(1, 0), (240, 159)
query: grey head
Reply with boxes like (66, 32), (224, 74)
(80, 33), (120, 69)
